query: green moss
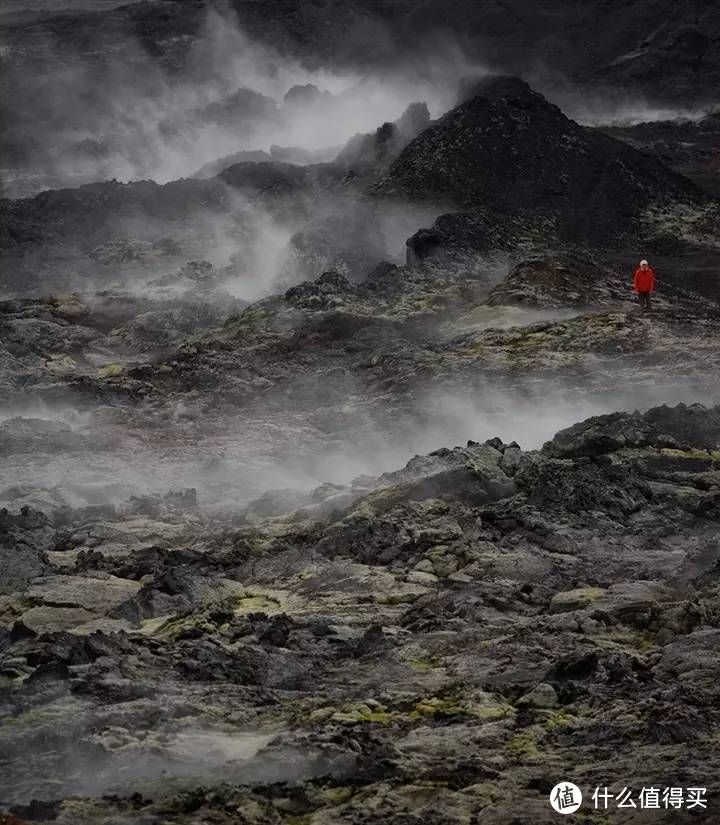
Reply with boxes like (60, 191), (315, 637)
(3, 707), (67, 727)
(350, 710), (393, 723)
(224, 306), (269, 337)
(317, 786), (354, 805)
(506, 730), (541, 758)
(234, 593), (283, 614)
(375, 592), (418, 605)
(286, 815), (313, 825)
(507, 731), (540, 757)
(408, 658), (435, 672)
(542, 709), (578, 731)
(661, 447), (720, 462)
(46, 354), (77, 373)
(634, 633), (656, 653)
(550, 586), (606, 611)
(359, 482), (410, 513)
(331, 703), (394, 724)
(99, 363), (125, 378)
(409, 695), (510, 721)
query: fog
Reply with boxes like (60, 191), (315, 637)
(534, 72), (714, 127)
(1, 6), (488, 198)
(1, 1), (714, 516)
(2, 376), (715, 517)
(3, 4), (713, 200)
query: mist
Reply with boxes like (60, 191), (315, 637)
(0, 6), (488, 199)
(2, 374), (714, 518)
(531, 68), (716, 127)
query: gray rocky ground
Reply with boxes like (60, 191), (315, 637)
(2, 246), (720, 822)
(1, 10), (720, 824)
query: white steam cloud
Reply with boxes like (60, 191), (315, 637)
(1, 6), (488, 198)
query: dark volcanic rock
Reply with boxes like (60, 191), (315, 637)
(283, 83), (333, 107)
(192, 149), (273, 179)
(193, 87), (278, 129)
(405, 210), (513, 263)
(601, 112), (720, 198)
(3, 403), (720, 819)
(335, 102), (431, 173)
(0, 507), (50, 594)
(486, 254), (631, 308)
(545, 404), (720, 458)
(375, 76), (702, 245)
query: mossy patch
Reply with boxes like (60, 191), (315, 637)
(99, 363), (125, 378)
(661, 447), (720, 462)
(46, 354), (77, 373)
(375, 591), (421, 606)
(550, 586), (606, 612)
(409, 694), (511, 721)
(223, 306), (271, 338)
(330, 702), (394, 724)
(408, 658), (436, 672)
(506, 729), (541, 758)
(541, 709), (581, 732)
(234, 593), (283, 615)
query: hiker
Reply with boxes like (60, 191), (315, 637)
(633, 259), (655, 312)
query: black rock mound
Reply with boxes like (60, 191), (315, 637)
(375, 76), (702, 245)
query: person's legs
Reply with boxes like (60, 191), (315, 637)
(638, 291), (650, 311)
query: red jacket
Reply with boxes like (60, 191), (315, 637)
(634, 266), (655, 293)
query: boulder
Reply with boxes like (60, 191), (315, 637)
(24, 574), (141, 614)
(518, 682), (558, 708)
(0, 542), (48, 596)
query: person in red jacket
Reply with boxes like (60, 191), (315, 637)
(634, 259), (656, 312)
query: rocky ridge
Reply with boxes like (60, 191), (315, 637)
(3, 78), (720, 300)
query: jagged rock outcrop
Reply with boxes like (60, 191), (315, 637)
(193, 87), (278, 129)
(283, 83), (333, 107)
(374, 76), (704, 246)
(335, 102), (431, 173)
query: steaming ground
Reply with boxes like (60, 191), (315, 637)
(0, 8), (481, 198)
(2, 4), (713, 200)
(1, 379), (714, 515)
(3, 7), (720, 822)
(1, 694), (278, 804)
